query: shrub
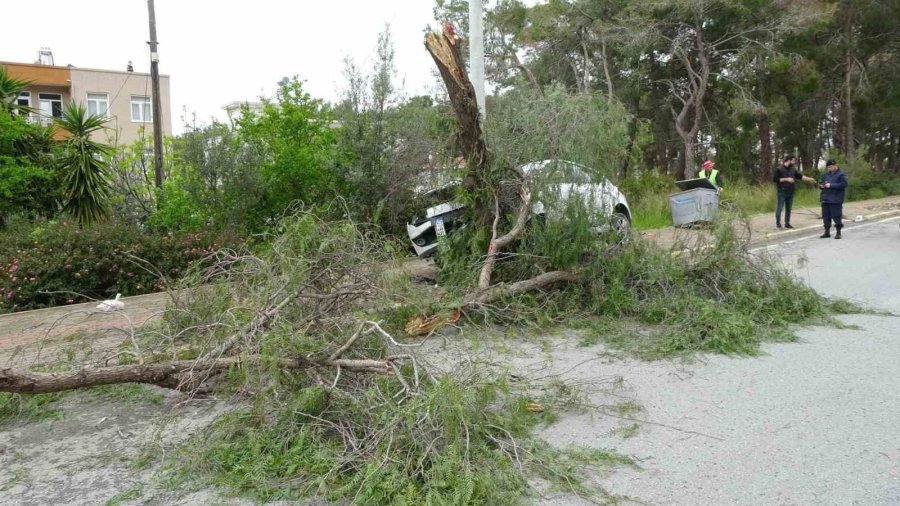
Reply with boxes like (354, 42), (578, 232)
(0, 219), (239, 313)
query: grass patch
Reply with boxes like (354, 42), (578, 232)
(89, 384), (165, 405)
(104, 484), (143, 506)
(0, 467), (31, 492)
(611, 423), (640, 439)
(0, 392), (65, 427)
(629, 183), (822, 230)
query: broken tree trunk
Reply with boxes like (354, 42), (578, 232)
(425, 22), (490, 185)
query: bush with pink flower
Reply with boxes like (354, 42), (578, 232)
(0, 219), (239, 313)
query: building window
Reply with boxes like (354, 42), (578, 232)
(15, 92), (30, 115)
(39, 93), (63, 124)
(87, 93), (109, 118)
(130, 95), (152, 123)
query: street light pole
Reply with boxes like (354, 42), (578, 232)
(147, 0), (164, 188)
(468, 0), (485, 119)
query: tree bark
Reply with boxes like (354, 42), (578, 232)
(463, 270), (579, 310)
(478, 184), (532, 290)
(758, 112), (773, 183)
(889, 132), (899, 173)
(425, 23), (490, 181)
(600, 35), (615, 101)
(516, 58), (544, 98)
(843, 0), (855, 158)
(672, 25), (710, 180)
(0, 355), (397, 395)
(757, 55), (773, 184)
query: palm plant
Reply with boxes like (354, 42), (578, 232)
(0, 66), (33, 115)
(56, 103), (113, 224)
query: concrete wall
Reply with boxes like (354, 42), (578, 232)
(69, 68), (172, 146)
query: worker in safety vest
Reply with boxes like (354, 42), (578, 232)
(699, 160), (723, 194)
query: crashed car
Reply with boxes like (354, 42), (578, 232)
(406, 159), (633, 257)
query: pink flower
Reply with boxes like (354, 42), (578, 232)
(9, 264), (17, 273)
(5, 292), (12, 300)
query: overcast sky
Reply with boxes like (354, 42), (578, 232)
(0, 0), (445, 132)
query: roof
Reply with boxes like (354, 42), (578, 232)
(0, 60), (170, 79)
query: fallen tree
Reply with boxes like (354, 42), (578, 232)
(0, 326), (415, 394)
(425, 22), (579, 305)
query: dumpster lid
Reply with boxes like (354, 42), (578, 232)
(675, 178), (717, 191)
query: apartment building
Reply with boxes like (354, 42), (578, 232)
(2, 56), (171, 145)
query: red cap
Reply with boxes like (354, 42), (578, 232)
(703, 160), (715, 170)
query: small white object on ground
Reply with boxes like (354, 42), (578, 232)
(95, 293), (124, 312)
(854, 215), (864, 222)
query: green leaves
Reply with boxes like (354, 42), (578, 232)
(237, 77), (340, 221)
(56, 102), (113, 225)
(0, 66), (33, 116)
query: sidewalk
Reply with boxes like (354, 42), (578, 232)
(639, 195), (900, 251)
(0, 291), (173, 361)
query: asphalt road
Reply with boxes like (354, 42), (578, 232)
(540, 216), (900, 505)
(765, 215), (900, 313)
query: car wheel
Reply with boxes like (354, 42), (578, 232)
(611, 212), (630, 243)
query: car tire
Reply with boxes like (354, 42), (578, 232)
(611, 212), (630, 243)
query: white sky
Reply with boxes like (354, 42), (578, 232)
(0, 0), (444, 132)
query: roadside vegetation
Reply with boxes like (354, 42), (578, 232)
(3, 0), (900, 503)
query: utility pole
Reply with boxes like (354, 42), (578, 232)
(147, 0), (164, 188)
(468, 0), (485, 119)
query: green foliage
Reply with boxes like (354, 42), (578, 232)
(106, 136), (175, 224)
(236, 78), (341, 224)
(56, 102), (114, 225)
(89, 384), (165, 405)
(0, 66), (33, 115)
(0, 392), (65, 427)
(488, 84), (634, 177)
(168, 377), (622, 504)
(152, 121), (266, 232)
(830, 150), (900, 201)
(104, 484), (143, 506)
(335, 27), (457, 234)
(155, 79), (342, 234)
(439, 195), (839, 357)
(0, 110), (61, 224)
(0, 219), (236, 313)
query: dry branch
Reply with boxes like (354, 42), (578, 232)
(463, 270), (580, 310)
(0, 354), (399, 394)
(478, 185), (533, 290)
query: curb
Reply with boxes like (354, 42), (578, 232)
(751, 208), (900, 245)
(665, 208), (900, 257)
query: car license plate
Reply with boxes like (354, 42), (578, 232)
(434, 217), (446, 237)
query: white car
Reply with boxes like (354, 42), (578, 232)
(406, 159), (633, 257)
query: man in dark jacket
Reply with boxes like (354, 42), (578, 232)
(773, 155), (816, 229)
(819, 159), (849, 239)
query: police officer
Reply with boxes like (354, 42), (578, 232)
(819, 159), (849, 239)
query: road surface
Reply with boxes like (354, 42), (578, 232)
(764, 215), (900, 313)
(540, 217), (900, 505)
